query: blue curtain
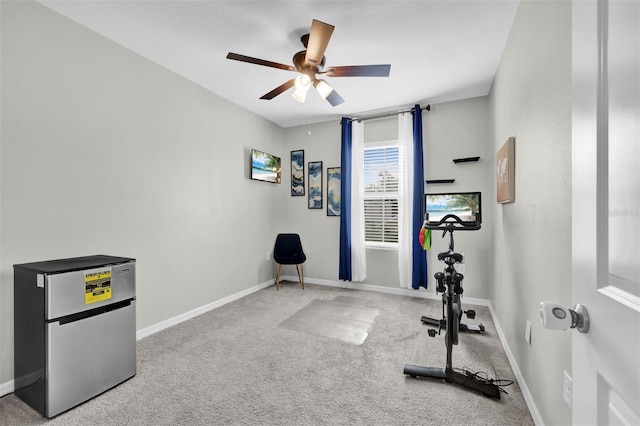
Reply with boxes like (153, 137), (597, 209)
(339, 117), (352, 281)
(411, 105), (428, 289)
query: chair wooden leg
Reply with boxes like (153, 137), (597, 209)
(276, 263), (282, 291)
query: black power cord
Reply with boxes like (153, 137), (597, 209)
(454, 365), (515, 395)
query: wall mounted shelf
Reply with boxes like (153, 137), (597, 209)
(453, 156), (480, 164)
(426, 179), (455, 184)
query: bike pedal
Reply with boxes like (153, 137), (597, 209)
(428, 329), (437, 337)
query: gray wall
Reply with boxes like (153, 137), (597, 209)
(424, 98), (492, 299)
(277, 120), (342, 281)
(488, 1), (572, 424)
(279, 100), (492, 299)
(0, 1), (283, 385)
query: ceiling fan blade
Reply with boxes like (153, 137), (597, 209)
(260, 79), (296, 100)
(305, 19), (334, 65)
(226, 52), (296, 72)
(322, 64), (391, 77)
(326, 90), (345, 107)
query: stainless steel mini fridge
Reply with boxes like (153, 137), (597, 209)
(13, 255), (136, 418)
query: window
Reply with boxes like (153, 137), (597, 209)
(363, 142), (400, 247)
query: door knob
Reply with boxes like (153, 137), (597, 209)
(539, 301), (590, 333)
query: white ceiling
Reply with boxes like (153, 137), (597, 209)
(37, 0), (520, 128)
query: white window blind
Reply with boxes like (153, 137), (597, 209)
(363, 144), (400, 245)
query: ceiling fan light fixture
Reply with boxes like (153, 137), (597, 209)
(291, 89), (308, 103)
(314, 79), (333, 99)
(294, 74), (311, 92)
(292, 74), (311, 103)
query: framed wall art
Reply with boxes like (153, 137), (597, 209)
(327, 167), (341, 216)
(250, 149), (281, 184)
(291, 150), (305, 196)
(308, 161), (323, 209)
(496, 137), (515, 203)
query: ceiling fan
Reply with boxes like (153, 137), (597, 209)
(226, 19), (391, 107)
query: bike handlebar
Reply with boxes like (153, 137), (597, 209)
(423, 214), (481, 231)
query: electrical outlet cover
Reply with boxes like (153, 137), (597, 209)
(563, 371), (572, 407)
(458, 253), (465, 273)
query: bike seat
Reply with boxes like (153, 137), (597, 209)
(437, 251), (463, 263)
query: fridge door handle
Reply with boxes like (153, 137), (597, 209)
(55, 299), (133, 325)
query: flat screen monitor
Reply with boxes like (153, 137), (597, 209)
(425, 192), (482, 224)
(250, 149), (281, 184)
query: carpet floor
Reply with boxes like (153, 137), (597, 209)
(0, 283), (534, 425)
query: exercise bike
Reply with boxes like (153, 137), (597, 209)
(420, 216), (485, 335)
(404, 214), (501, 399)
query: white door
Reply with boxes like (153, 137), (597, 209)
(572, 0), (640, 425)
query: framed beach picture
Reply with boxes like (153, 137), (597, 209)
(327, 167), (341, 216)
(250, 149), (281, 184)
(291, 150), (305, 196)
(308, 161), (323, 209)
(496, 137), (515, 203)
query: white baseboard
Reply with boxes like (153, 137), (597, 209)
(0, 379), (15, 397)
(283, 275), (490, 307)
(135, 279), (275, 340)
(487, 302), (544, 426)
(1, 275), (541, 425)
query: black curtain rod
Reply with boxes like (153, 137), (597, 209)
(348, 104), (430, 123)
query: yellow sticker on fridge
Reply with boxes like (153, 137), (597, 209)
(85, 269), (112, 304)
